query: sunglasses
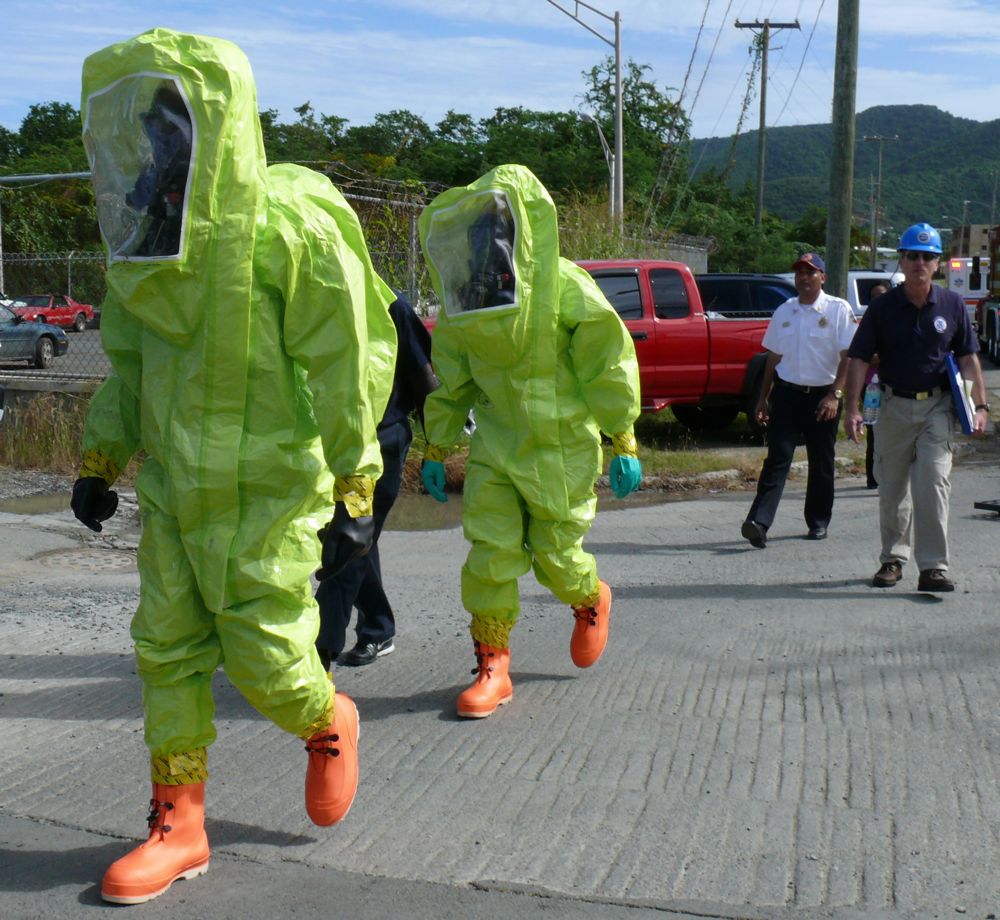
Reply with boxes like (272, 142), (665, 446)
(902, 251), (939, 262)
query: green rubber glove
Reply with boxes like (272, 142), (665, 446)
(421, 459), (447, 502)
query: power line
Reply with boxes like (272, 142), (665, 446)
(771, 0), (826, 126)
(643, 0), (725, 232)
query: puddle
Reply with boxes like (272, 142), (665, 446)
(0, 487), (697, 533)
(385, 492), (464, 531)
(0, 492), (72, 515)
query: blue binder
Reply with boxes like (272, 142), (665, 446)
(945, 352), (975, 434)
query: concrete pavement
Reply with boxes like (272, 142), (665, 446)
(2, 443), (1000, 919)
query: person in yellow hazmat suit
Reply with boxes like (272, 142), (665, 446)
(418, 164), (643, 719)
(69, 29), (396, 905)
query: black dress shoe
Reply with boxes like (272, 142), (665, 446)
(741, 519), (766, 548)
(806, 526), (827, 540)
(342, 638), (395, 666)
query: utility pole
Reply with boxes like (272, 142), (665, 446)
(991, 168), (999, 227)
(735, 18), (800, 228)
(547, 1), (623, 232)
(824, 0), (859, 300)
(863, 134), (897, 269)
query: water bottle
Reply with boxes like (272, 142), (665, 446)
(862, 373), (881, 425)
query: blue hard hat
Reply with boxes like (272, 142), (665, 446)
(897, 222), (942, 254)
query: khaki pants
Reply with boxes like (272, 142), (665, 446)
(874, 390), (953, 571)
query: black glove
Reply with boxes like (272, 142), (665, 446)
(71, 477), (119, 532)
(316, 503), (374, 581)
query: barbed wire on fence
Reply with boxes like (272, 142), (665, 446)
(2, 182), (712, 380)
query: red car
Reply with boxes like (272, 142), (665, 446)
(12, 294), (95, 332)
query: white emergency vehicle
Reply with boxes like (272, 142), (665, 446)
(946, 256), (989, 325)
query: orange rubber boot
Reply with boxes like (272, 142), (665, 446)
(305, 692), (360, 826)
(456, 642), (513, 718)
(570, 579), (612, 668)
(101, 783), (210, 904)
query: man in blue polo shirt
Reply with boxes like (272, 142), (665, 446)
(844, 223), (989, 592)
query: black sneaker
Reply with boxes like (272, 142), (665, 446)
(917, 569), (955, 593)
(342, 638), (395, 666)
(872, 561), (903, 588)
(741, 519), (767, 548)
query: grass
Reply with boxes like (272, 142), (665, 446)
(0, 390), (144, 481)
(0, 392), (91, 473)
(0, 392), (866, 491)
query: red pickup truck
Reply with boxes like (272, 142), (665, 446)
(419, 260), (794, 434)
(578, 260), (795, 432)
(12, 294), (95, 332)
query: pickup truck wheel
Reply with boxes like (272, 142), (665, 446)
(73, 313), (87, 333)
(33, 336), (55, 369)
(671, 404), (739, 432)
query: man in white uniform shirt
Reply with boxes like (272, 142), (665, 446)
(741, 252), (856, 547)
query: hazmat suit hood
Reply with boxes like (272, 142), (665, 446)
(82, 28), (266, 346)
(419, 163), (560, 370)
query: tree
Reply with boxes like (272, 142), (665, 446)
(580, 57), (691, 220)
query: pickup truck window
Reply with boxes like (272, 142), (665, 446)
(697, 279), (747, 314)
(591, 272), (643, 320)
(649, 268), (689, 319)
(755, 284), (794, 312)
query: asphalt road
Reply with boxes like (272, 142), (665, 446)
(2, 366), (999, 920)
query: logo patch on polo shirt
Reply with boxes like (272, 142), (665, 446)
(933, 316), (947, 333)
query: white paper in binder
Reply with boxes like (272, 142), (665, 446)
(945, 352), (976, 434)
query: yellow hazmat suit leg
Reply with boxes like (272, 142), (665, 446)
(460, 459), (531, 636)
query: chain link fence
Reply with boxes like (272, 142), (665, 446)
(2, 183), (709, 384)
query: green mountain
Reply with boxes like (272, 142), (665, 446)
(690, 105), (1000, 237)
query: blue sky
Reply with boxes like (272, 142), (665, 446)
(2, 0), (1000, 145)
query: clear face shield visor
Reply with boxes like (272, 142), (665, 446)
(425, 191), (519, 317)
(84, 76), (193, 260)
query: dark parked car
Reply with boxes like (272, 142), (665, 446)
(0, 303), (69, 368)
(694, 273), (797, 319)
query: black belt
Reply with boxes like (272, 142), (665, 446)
(775, 378), (831, 394)
(880, 382), (948, 401)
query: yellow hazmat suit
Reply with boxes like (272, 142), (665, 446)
(418, 164), (640, 651)
(77, 28), (396, 782)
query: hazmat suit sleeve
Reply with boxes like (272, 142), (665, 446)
(422, 323), (479, 458)
(560, 259), (641, 440)
(79, 293), (144, 483)
(265, 165), (397, 514)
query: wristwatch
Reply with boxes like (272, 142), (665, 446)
(975, 403), (990, 412)
(832, 388), (844, 400)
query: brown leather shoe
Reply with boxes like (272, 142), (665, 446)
(872, 561), (903, 588)
(918, 569), (955, 592)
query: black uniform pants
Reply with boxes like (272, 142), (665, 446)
(745, 382), (841, 532)
(316, 420), (412, 658)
